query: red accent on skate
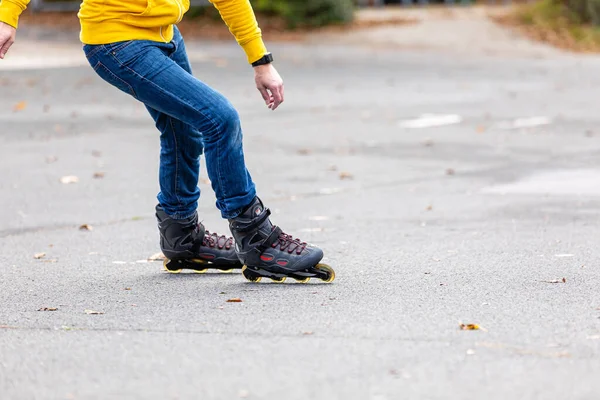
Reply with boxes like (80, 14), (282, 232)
(276, 260), (288, 266)
(200, 254), (215, 260)
(260, 255), (274, 262)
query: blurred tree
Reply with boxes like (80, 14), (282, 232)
(252, 0), (355, 28)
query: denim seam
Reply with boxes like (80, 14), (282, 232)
(93, 61), (137, 98)
(168, 116), (184, 213)
(84, 44), (106, 59)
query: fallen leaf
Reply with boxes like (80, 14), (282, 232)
(13, 101), (27, 112)
(459, 323), (483, 331)
(227, 298), (243, 303)
(541, 278), (566, 284)
(38, 307), (58, 311)
(219, 292), (226, 295)
(124, 288), (132, 291)
(446, 168), (455, 176)
(79, 224), (93, 231)
(339, 172), (354, 180)
(60, 175), (79, 184)
(93, 172), (105, 179)
(34, 252), (46, 259)
(200, 178), (211, 185)
(84, 309), (104, 315)
(148, 252), (166, 261)
(426, 205), (433, 211)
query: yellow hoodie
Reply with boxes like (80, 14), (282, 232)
(0, 0), (268, 64)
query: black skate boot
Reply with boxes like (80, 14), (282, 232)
(156, 205), (242, 274)
(228, 197), (335, 284)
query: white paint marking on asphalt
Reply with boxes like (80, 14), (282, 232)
(554, 254), (574, 258)
(299, 228), (325, 233)
(398, 114), (463, 129)
(496, 116), (552, 130)
(482, 169), (600, 196)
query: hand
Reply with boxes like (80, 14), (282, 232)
(254, 63), (284, 111)
(0, 21), (16, 59)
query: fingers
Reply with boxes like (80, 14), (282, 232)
(270, 83), (284, 111)
(0, 38), (13, 59)
(258, 86), (271, 106)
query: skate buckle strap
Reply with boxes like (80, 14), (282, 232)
(230, 207), (272, 233)
(256, 226), (283, 254)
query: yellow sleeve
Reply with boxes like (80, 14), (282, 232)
(0, 0), (29, 28)
(209, 0), (268, 64)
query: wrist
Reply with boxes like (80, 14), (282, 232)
(251, 53), (273, 68)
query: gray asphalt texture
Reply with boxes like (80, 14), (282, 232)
(2, 22), (600, 400)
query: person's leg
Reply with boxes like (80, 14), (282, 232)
(82, 30), (334, 282)
(82, 30), (251, 270)
(82, 29), (256, 220)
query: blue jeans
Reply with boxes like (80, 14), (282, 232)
(82, 27), (256, 220)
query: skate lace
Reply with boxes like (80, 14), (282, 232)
(203, 229), (234, 250)
(272, 231), (307, 255)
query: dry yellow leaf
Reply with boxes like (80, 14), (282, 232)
(34, 252), (46, 259)
(93, 172), (105, 179)
(227, 298), (243, 303)
(339, 172), (354, 180)
(460, 323), (483, 331)
(148, 252), (166, 261)
(13, 101), (27, 112)
(79, 224), (93, 231)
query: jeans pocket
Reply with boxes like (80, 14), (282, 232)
(92, 61), (137, 98)
(105, 40), (135, 55)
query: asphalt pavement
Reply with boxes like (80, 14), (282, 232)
(1, 16), (600, 400)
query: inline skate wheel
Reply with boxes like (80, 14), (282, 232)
(294, 277), (311, 283)
(271, 276), (287, 284)
(315, 263), (335, 283)
(163, 259), (182, 274)
(242, 266), (262, 283)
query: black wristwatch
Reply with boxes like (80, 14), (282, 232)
(252, 53), (273, 67)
